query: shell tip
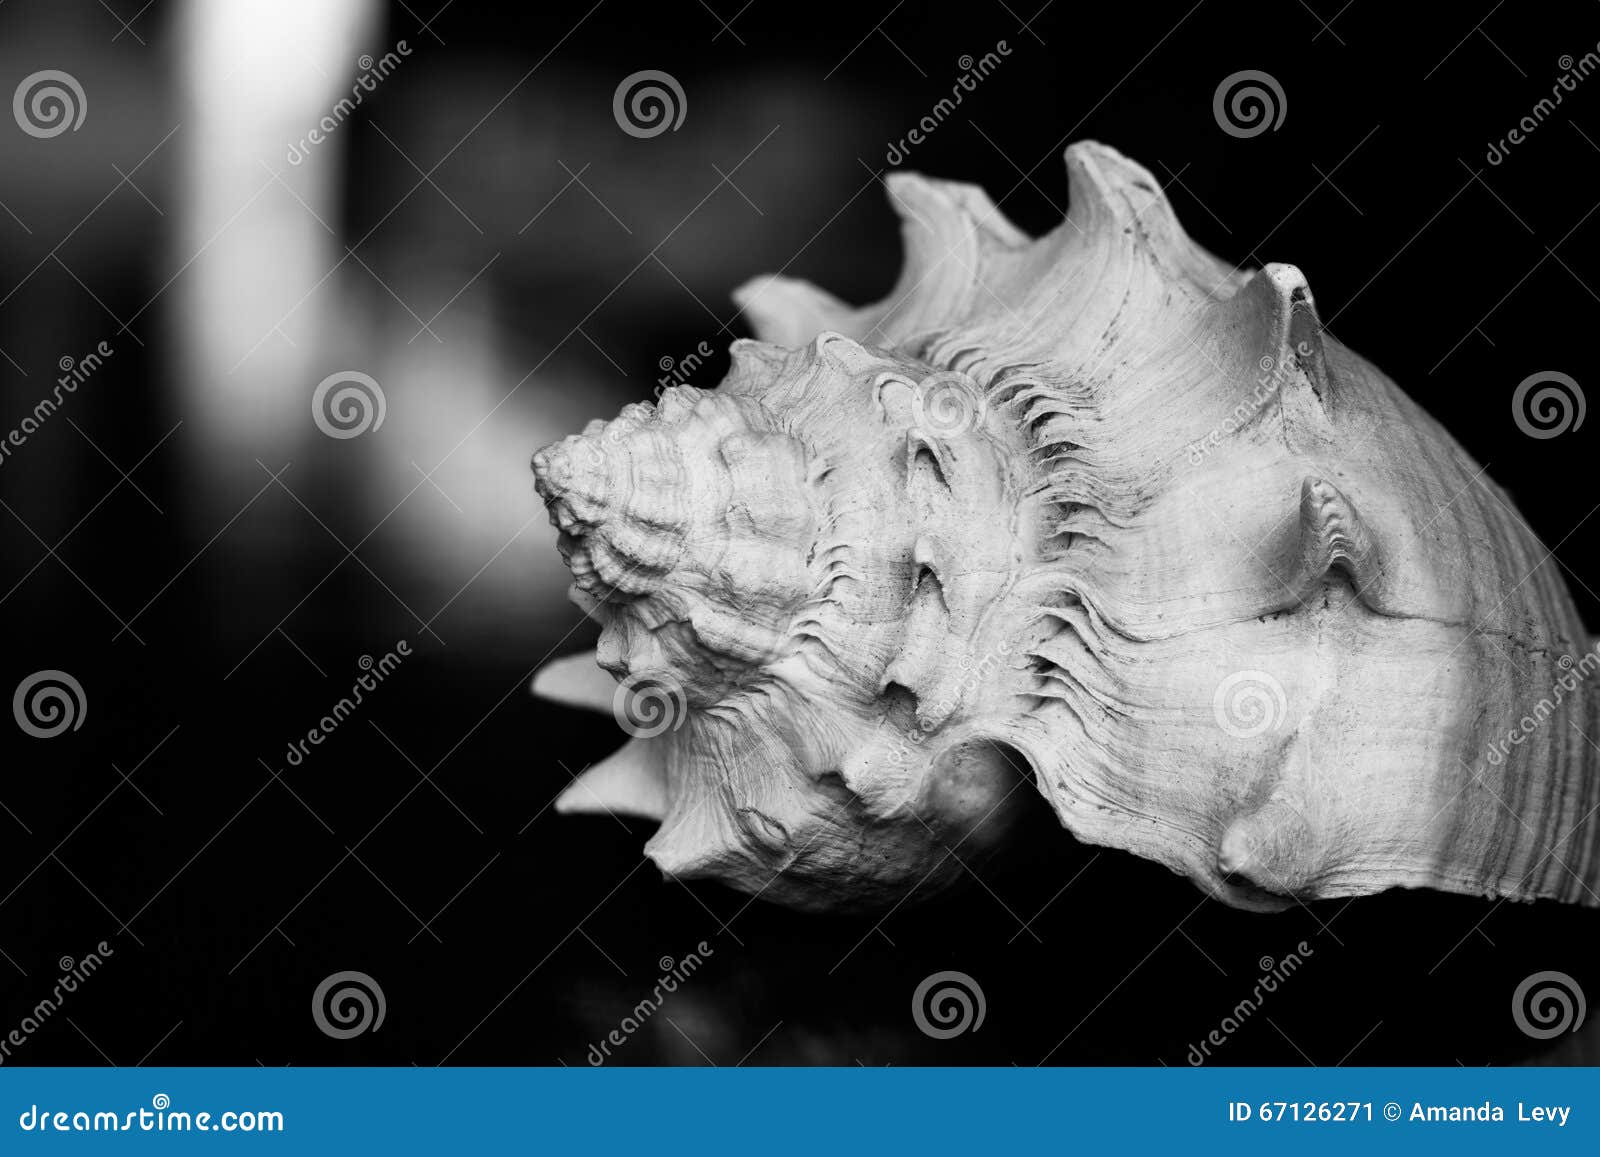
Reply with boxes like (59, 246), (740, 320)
(555, 738), (669, 822)
(732, 274), (854, 346)
(1062, 140), (1172, 231)
(531, 650), (616, 714)
(1248, 262), (1330, 397)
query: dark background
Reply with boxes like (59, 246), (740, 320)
(1, 0), (1597, 1066)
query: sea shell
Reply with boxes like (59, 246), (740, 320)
(530, 141), (1600, 914)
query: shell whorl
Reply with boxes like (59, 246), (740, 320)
(533, 140), (1600, 914)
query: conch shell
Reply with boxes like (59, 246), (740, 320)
(530, 141), (1600, 914)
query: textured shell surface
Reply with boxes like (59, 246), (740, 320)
(530, 141), (1600, 915)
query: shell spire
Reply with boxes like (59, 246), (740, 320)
(531, 141), (1600, 914)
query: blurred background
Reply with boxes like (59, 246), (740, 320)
(1, 0), (1597, 1065)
